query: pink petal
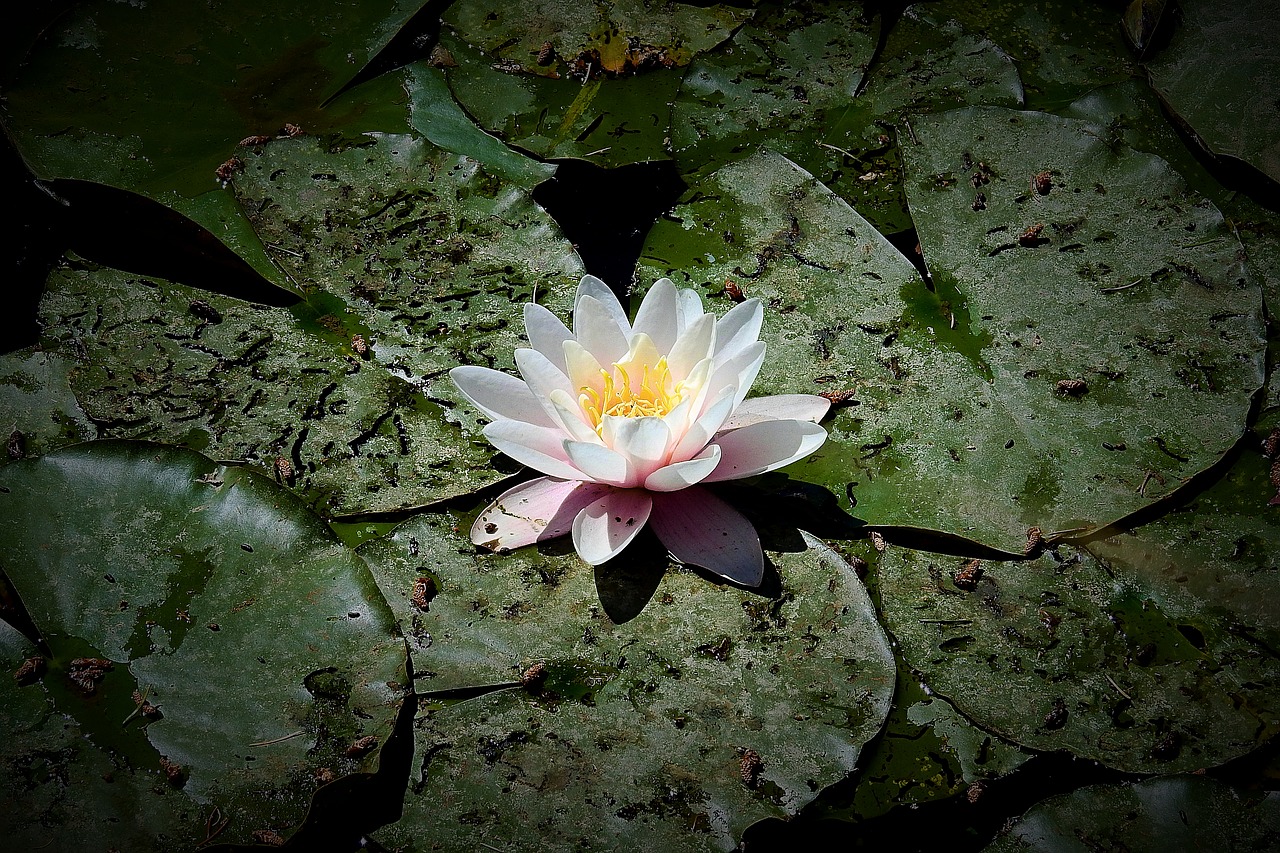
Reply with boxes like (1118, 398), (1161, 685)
(483, 420), (584, 481)
(449, 366), (556, 429)
(713, 298), (763, 362)
(564, 440), (635, 486)
(575, 275), (631, 335)
(632, 278), (679, 353)
(602, 415), (671, 480)
(524, 303), (574, 374)
(471, 477), (611, 551)
(703, 419), (827, 482)
(670, 387), (735, 463)
(720, 394), (832, 431)
(571, 489), (653, 564)
(644, 445), (721, 491)
(649, 487), (764, 586)
(575, 294), (630, 366)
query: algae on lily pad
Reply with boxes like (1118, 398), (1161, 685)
(0, 441), (407, 848)
(359, 516), (894, 851)
(0, 350), (96, 461)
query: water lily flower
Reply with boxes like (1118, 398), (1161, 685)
(450, 275), (830, 586)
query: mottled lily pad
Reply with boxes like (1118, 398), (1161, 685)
(442, 0), (753, 76)
(0, 350), (96, 461)
(359, 516), (894, 850)
(638, 135), (1264, 553)
(1147, 0), (1280, 184)
(37, 134), (582, 515)
(986, 775), (1280, 851)
(0, 441), (407, 848)
(876, 540), (1280, 772)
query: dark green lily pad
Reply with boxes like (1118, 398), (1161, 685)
(0, 441), (406, 848)
(1146, 0), (1280, 185)
(436, 30), (681, 167)
(672, 5), (1022, 235)
(638, 134), (1265, 553)
(359, 516), (894, 850)
(37, 133), (581, 515)
(0, 350), (96, 462)
(442, 0), (753, 77)
(876, 539), (1280, 772)
(986, 775), (1280, 851)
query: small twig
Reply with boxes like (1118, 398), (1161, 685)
(584, 147), (611, 156)
(1105, 673), (1132, 700)
(265, 241), (304, 258)
(196, 807), (230, 848)
(249, 730), (306, 747)
(1100, 278), (1144, 294)
(581, 62), (592, 85)
(122, 685), (151, 726)
(918, 618), (973, 625)
(817, 141), (857, 160)
(903, 118), (919, 145)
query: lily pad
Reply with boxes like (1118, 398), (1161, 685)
(37, 133), (582, 515)
(876, 540), (1280, 772)
(638, 135), (1264, 552)
(442, 0), (753, 77)
(0, 441), (407, 848)
(0, 350), (96, 462)
(986, 774), (1280, 851)
(1146, 0), (1280, 185)
(359, 516), (894, 850)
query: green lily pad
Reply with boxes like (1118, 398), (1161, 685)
(37, 133), (582, 515)
(436, 30), (682, 167)
(1146, 0), (1280, 185)
(359, 516), (894, 850)
(0, 350), (96, 462)
(638, 135), (1264, 553)
(672, 5), (1022, 235)
(0, 440), (406, 847)
(876, 539), (1280, 772)
(985, 775), (1280, 852)
(442, 0), (753, 77)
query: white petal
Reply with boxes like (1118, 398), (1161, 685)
(449, 366), (556, 428)
(575, 294), (630, 366)
(670, 387), (736, 462)
(649, 487), (764, 586)
(703, 419), (828, 482)
(576, 275), (631, 335)
(524, 303), (573, 374)
(714, 298), (764, 362)
(706, 341), (766, 410)
(720, 394), (831, 431)
(483, 420), (585, 481)
(644, 445), (721, 492)
(548, 389), (603, 445)
(674, 287), (704, 335)
(564, 440), (635, 487)
(514, 347), (575, 428)
(632, 278), (679, 353)
(602, 415), (671, 480)
(563, 339), (605, 398)
(667, 313), (716, 381)
(571, 489), (653, 565)
(471, 477), (611, 551)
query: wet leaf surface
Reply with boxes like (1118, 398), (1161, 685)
(359, 516), (894, 850)
(0, 441), (407, 848)
(0, 350), (96, 461)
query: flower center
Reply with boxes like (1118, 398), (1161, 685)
(579, 357), (682, 432)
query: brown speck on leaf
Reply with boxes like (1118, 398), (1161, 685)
(520, 661), (547, 690)
(410, 576), (437, 611)
(429, 44), (457, 67)
(351, 334), (370, 359)
(536, 41), (556, 66)
(7, 430), (25, 460)
(953, 559), (983, 590)
(14, 656), (46, 685)
(251, 829), (286, 846)
(68, 657), (113, 693)
(281, 123), (303, 138)
(346, 735), (378, 758)
(274, 455), (295, 485)
(1055, 378), (1088, 397)
(237, 134), (272, 147)
(1263, 428), (1280, 459)
(1033, 170), (1052, 195)
(739, 748), (763, 787)
(724, 279), (745, 302)
(966, 781), (987, 804)
(1039, 608), (1062, 637)
(972, 192), (987, 211)
(818, 388), (858, 406)
(1043, 697), (1069, 730)
(214, 157), (243, 183)
(159, 756), (186, 787)
(870, 532), (887, 552)
(314, 767), (337, 785)
(1019, 223), (1046, 247)
(1024, 526), (1044, 557)
(484, 522), (498, 535)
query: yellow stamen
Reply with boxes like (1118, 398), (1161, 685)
(578, 355), (684, 434)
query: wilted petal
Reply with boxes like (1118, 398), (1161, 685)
(670, 386), (735, 462)
(572, 489), (653, 565)
(576, 275), (631, 335)
(524, 303), (574, 374)
(649, 487), (764, 586)
(720, 394), (831, 431)
(674, 287), (704, 335)
(449, 365), (556, 429)
(644, 445), (721, 492)
(471, 477), (611, 551)
(576, 294), (630, 365)
(564, 440), (635, 486)
(602, 415), (671, 480)
(667, 313), (716, 381)
(713, 298), (764, 362)
(632, 278), (679, 353)
(483, 420), (585, 481)
(704, 419), (828, 482)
